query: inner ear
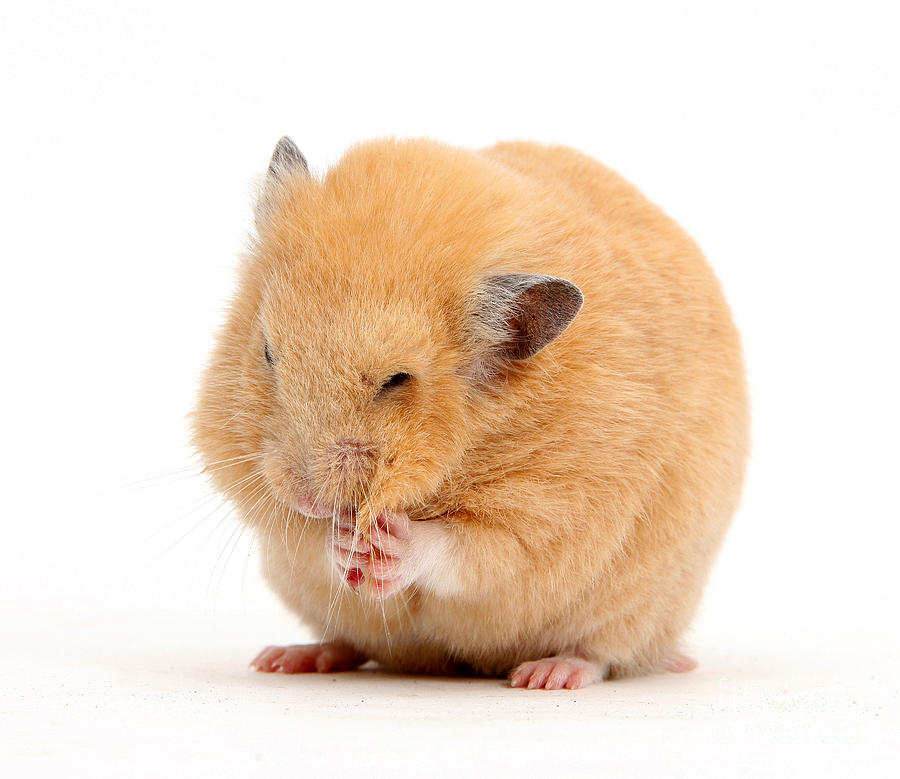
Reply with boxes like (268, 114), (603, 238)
(478, 273), (584, 362)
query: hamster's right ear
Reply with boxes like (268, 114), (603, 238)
(468, 273), (583, 379)
(254, 136), (310, 228)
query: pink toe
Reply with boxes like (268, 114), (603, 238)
(278, 648), (317, 674)
(510, 655), (603, 690)
(545, 664), (571, 690)
(369, 555), (400, 578)
(345, 567), (364, 589)
(250, 643), (367, 674)
(564, 669), (589, 689)
(509, 663), (534, 688)
(663, 652), (698, 674)
(250, 646), (286, 672)
(527, 664), (553, 689)
(370, 576), (403, 597)
(374, 510), (410, 542)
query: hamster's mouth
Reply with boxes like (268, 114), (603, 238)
(290, 493), (370, 521)
(287, 483), (452, 523)
(290, 496), (445, 523)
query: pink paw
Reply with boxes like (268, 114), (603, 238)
(509, 655), (605, 690)
(367, 509), (411, 596)
(331, 509), (411, 597)
(330, 514), (370, 590)
(249, 642), (366, 674)
(662, 651), (698, 674)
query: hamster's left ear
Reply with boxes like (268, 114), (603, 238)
(267, 136), (309, 180)
(255, 136), (310, 227)
(472, 273), (584, 365)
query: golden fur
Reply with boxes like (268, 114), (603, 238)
(193, 138), (749, 680)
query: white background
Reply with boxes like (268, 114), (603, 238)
(1, 1), (898, 776)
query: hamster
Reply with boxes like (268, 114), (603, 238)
(192, 136), (749, 689)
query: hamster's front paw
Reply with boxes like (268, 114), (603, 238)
(367, 509), (413, 597)
(329, 509), (411, 597)
(330, 509), (457, 599)
(330, 513), (370, 590)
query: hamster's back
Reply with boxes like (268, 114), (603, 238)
(472, 142), (749, 674)
(481, 139), (748, 460)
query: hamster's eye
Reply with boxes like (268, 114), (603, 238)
(380, 372), (411, 391)
(264, 340), (275, 367)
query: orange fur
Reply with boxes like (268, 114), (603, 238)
(192, 138), (749, 680)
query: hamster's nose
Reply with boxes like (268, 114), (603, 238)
(331, 439), (378, 474)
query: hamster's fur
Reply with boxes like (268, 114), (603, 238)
(192, 137), (749, 688)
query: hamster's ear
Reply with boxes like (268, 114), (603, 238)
(267, 136), (309, 180)
(255, 136), (310, 228)
(473, 273), (584, 362)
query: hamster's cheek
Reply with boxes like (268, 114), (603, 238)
(260, 446), (328, 517)
(260, 450), (292, 503)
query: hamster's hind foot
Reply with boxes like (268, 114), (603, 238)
(509, 655), (608, 690)
(249, 641), (367, 674)
(661, 651), (697, 674)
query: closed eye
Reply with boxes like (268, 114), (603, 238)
(380, 372), (411, 391)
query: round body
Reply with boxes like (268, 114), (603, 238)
(193, 138), (749, 680)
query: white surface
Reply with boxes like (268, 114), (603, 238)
(1, 1), (899, 776)
(3, 602), (896, 777)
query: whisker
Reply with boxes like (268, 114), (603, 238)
(205, 474), (274, 604)
(143, 489), (223, 543)
(152, 499), (232, 565)
(150, 464), (265, 569)
(207, 513), (247, 604)
(287, 508), (313, 586)
(108, 452), (266, 493)
(224, 477), (272, 538)
(320, 481), (345, 643)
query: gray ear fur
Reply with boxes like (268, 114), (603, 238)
(475, 273), (584, 361)
(255, 137), (310, 228)
(267, 136), (309, 179)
